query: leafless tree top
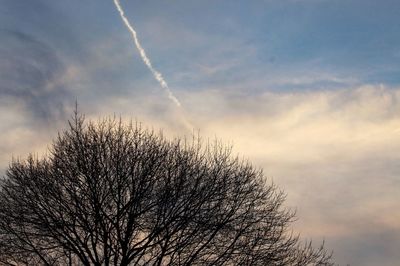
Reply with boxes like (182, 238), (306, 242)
(0, 114), (334, 265)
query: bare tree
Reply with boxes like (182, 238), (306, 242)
(0, 114), (334, 265)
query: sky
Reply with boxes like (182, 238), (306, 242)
(1, 0), (400, 265)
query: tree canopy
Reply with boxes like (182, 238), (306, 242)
(0, 114), (334, 265)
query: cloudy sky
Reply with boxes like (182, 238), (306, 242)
(1, 0), (400, 265)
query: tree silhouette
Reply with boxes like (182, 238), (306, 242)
(0, 114), (334, 265)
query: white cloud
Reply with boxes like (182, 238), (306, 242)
(178, 85), (400, 245)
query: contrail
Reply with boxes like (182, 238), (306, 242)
(113, 0), (181, 107)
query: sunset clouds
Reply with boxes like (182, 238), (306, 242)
(1, 0), (400, 265)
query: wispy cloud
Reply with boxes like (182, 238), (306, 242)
(0, 30), (72, 123)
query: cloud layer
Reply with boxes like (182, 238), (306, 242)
(1, 71), (399, 265)
(0, 30), (72, 122)
(179, 85), (400, 266)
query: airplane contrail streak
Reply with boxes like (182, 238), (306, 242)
(113, 0), (181, 107)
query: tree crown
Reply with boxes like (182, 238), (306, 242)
(0, 114), (334, 265)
